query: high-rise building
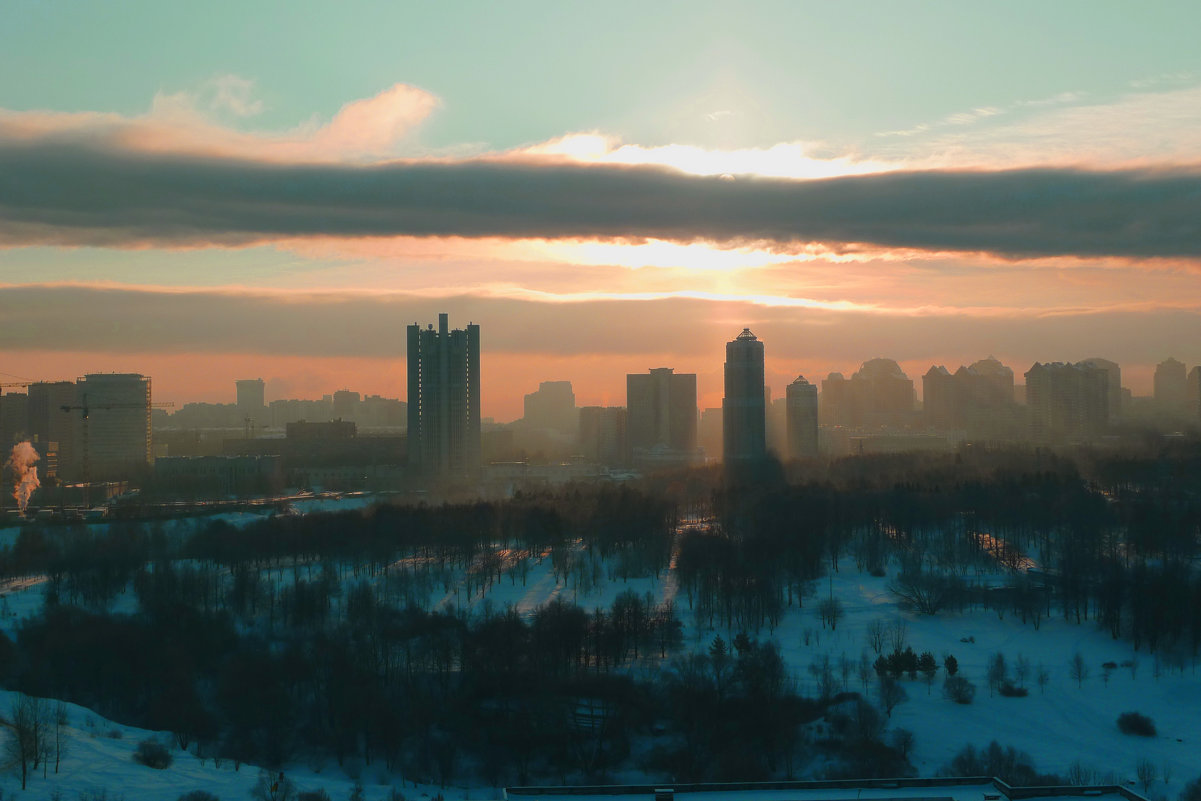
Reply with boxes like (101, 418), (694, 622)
(332, 390), (361, 421)
(1025, 362), (1108, 440)
(820, 372), (852, 427)
(235, 378), (266, 427)
(1078, 358), (1121, 421)
(923, 358), (1015, 430)
(723, 328), (766, 463)
(1187, 366), (1201, 421)
(77, 373), (152, 481)
(823, 359), (915, 428)
(28, 381), (81, 481)
(406, 313), (481, 479)
(922, 366), (956, 429)
(627, 368), (697, 462)
(578, 406), (627, 466)
(851, 358), (915, 427)
(0, 391), (30, 450)
(1154, 357), (1187, 412)
(785, 375), (819, 458)
(523, 381), (578, 435)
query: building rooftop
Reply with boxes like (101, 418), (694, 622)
(505, 778), (1145, 801)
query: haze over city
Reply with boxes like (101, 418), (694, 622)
(3, 2), (1201, 419)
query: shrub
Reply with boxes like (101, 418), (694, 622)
(944, 675), (976, 704)
(941, 741), (1051, 786)
(998, 681), (1028, 697)
(178, 792), (220, 801)
(1117, 711), (1157, 737)
(298, 791), (331, 801)
(133, 738), (173, 769)
(1180, 775), (1201, 801)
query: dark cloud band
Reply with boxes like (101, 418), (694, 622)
(2, 285), (1199, 365)
(1, 139), (1199, 258)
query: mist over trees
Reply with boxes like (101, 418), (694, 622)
(0, 444), (1199, 784)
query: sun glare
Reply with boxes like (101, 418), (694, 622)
(522, 133), (900, 179)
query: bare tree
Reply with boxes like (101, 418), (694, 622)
(1014, 654), (1031, 688)
(1069, 652), (1089, 688)
(877, 675), (908, 718)
(1066, 760), (1098, 786)
(53, 701), (68, 774)
(252, 769), (297, 801)
(1036, 664), (1051, 694)
(866, 619), (886, 655)
(838, 652), (853, 691)
(5, 694), (42, 790)
(818, 597), (844, 631)
(888, 619), (909, 654)
(857, 652), (873, 692)
(890, 727), (915, 759)
(1136, 758), (1157, 793)
(808, 653), (837, 700)
(986, 652), (1007, 695)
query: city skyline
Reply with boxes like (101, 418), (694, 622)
(2, 3), (1201, 420)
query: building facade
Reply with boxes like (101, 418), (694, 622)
(1154, 357), (1187, 412)
(28, 381), (80, 481)
(626, 368), (697, 463)
(723, 329), (766, 463)
(77, 373), (152, 482)
(1079, 358), (1121, 422)
(785, 375), (819, 459)
(523, 381), (578, 436)
(406, 313), (481, 479)
(235, 378), (266, 428)
(578, 406), (628, 466)
(1025, 362), (1109, 440)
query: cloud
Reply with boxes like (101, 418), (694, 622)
(876, 91), (1079, 138)
(153, 74), (265, 119)
(1, 137), (1199, 260)
(883, 84), (1201, 166)
(2, 285), (1198, 389)
(0, 80), (438, 162)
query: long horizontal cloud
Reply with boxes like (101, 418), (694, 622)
(3, 284), (1200, 366)
(1, 139), (1200, 259)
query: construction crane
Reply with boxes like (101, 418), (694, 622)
(59, 394), (174, 508)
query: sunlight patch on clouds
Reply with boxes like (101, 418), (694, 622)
(517, 133), (899, 179)
(276, 234), (905, 273)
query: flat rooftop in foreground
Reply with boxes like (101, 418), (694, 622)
(504, 778), (1146, 801)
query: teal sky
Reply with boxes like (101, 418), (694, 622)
(3, 0), (1198, 151)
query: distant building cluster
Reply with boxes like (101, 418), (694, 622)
(4, 309), (1201, 509)
(0, 373), (151, 487)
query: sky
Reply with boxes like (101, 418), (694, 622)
(2, 0), (1201, 420)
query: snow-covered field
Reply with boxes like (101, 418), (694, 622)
(0, 504), (1196, 798)
(0, 687), (482, 800)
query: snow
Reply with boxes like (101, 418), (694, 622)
(0, 504), (1198, 797)
(0, 689), (473, 800)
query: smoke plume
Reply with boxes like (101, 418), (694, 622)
(5, 441), (40, 516)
